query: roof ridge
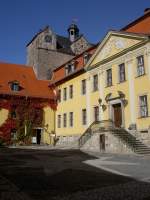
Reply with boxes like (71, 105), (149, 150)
(0, 61), (33, 69)
(121, 11), (150, 31)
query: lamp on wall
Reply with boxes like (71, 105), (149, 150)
(118, 91), (125, 99)
(98, 98), (102, 105)
(98, 98), (107, 111)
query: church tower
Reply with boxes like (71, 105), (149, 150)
(27, 24), (93, 80)
(68, 23), (79, 42)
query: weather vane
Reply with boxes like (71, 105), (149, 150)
(72, 18), (78, 24)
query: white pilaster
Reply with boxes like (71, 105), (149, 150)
(145, 46), (150, 80)
(99, 69), (104, 121)
(126, 54), (136, 124)
(86, 74), (91, 126)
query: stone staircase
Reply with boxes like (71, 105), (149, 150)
(78, 121), (101, 148)
(78, 120), (150, 155)
(110, 128), (150, 155)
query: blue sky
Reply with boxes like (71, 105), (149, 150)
(0, 0), (149, 65)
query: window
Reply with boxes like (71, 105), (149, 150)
(81, 79), (86, 95)
(139, 95), (148, 117)
(63, 88), (67, 101)
(65, 62), (75, 75)
(119, 63), (126, 82)
(63, 113), (67, 127)
(82, 109), (87, 125)
(58, 89), (61, 103)
(106, 69), (112, 87)
(70, 30), (74, 35)
(45, 35), (52, 43)
(69, 85), (73, 99)
(83, 53), (91, 65)
(94, 106), (99, 122)
(10, 82), (19, 91)
(57, 115), (61, 128)
(11, 111), (17, 119)
(69, 112), (73, 127)
(137, 55), (145, 76)
(93, 74), (98, 91)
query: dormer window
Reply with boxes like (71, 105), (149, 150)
(65, 61), (76, 75)
(83, 53), (91, 65)
(10, 81), (20, 91)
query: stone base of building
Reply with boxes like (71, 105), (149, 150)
(55, 135), (80, 148)
(80, 131), (134, 154)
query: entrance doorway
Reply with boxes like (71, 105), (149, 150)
(113, 103), (122, 128)
(32, 129), (42, 144)
(37, 129), (41, 144)
(100, 134), (105, 152)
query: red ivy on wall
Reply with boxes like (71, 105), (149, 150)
(0, 95), (56, 144)
(0, 118), (16, 144)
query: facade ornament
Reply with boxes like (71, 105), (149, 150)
(98, 98), (107, 111)
(118, 91), (125, 99)
(105, 93), (112, 102)
(125, 53), (133, 64)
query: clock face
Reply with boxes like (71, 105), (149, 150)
(115, 39), (125, 49)
(45, 35), (52, 43)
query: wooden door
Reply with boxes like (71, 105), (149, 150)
(113, 103), (122, 128)
(100, 134), (105, 152)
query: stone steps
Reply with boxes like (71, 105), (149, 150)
(111, 129), (150, 155)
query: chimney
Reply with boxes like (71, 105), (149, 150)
(144, 8), (150, 15)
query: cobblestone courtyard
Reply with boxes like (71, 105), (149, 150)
(0, 148), (150, 200)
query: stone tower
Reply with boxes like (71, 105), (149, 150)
(27, 25), (93, 80)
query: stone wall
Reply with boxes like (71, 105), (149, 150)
(56, 135), (80, 148)
(134, 129), (150, 147)
(27, 27), (73, 80)
(71, 36), (92, 55)
(36, 49), (73, 79)
(80, 131), (133, 154)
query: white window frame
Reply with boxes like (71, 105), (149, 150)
(137, 55), (145, 77)
(69, 112), (73, 127)
(81, 79), (86, 95)
(118, 63), (126, 83)
(139, 95), (148, 118)
(57, 115), (61, 128)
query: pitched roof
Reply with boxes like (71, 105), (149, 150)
(0, 62), (54, 99)
(121, 10), (150, 34)
(26, 26), (49, 47)
(84, 30), (150, 71)
(56, 35), (74, 55)
(51, 45), (97, 85)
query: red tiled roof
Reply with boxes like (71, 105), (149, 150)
(0, 62), (54, 99)
(121, 10), (150, 34)
(51, 45), (97, 84)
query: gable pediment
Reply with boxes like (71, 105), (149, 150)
(88, 31), (149, 67)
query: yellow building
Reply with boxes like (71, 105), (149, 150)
(80, 30), (150, 153)
(51, 46), (96, 146)
(52, 30), (150, 154)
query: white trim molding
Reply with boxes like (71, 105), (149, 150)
(126, 54), (136, 124)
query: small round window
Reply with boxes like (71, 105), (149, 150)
(45, 35), (52, 43)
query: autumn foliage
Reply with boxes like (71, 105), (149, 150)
(0, 95), (55, 145)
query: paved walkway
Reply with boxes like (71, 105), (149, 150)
(1, 148), (150, 199)
(83, 151), (150, 183)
